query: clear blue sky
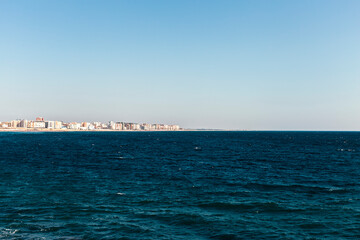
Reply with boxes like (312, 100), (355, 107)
(1, 0), (359, 130)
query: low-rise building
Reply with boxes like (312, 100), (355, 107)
(0, 122), (9, 128)
(81, 122), (90, 129)
(34, 121), (46, 128)
(68, 122), (80, 130)
(93, 122), (101, 129)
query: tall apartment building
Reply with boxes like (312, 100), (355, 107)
(109, 121), (116, 130)
(27, 121), (34, 128)
(10, 120), (20, 128)
(19, 119), (28, 128)
(45, 121), (55, 129)
(115, 122), (123, 130)
(54, 121), (63, 129)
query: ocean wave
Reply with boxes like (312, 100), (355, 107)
(198, 201), (302, 213)
(134, 211), (212, 226)
(0, 228), (18, 237)
(244, 183), (350, 194)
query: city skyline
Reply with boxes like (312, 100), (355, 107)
(1, 1), (360, 130)
(0, 116), (181, 131)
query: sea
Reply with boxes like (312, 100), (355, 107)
(0, 131), (359, 239)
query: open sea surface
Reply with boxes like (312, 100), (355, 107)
(0, 131), (359, 239)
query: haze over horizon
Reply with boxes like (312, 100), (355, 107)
(1, 0), (359, 130)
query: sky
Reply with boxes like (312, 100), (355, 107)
(0, 0), (360, 130)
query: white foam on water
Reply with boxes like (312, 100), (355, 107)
(0, 228), (19, 236)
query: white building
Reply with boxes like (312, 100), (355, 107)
(34, 121), (46, 128)
(109, 121), (115, 130)
(10, 120), (20, 128)
(54, 121), (63, 129)
(46, 121), (55, 129)
(68, 123), (81, 130)
(19, 120), (28, 128)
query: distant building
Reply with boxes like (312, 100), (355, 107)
(1, 117), (181, 132)
(171, 125), (180, 131)
(45, 121), (55, 129)
(34, 121), (46, 128)
(124, 123), (130, 130)
(115, 122), (123, 130)
(0, 122), (9, 128)
(93, 122), (101, 129)
(27, 121), (34, 128)
(19, 119), (28, 128)
(68, 122), (80, 130)
(10, 120), (20, 128)
(109, 121), (115, 130)
(133, 123), (140, 130)
(54, 121), (63, 129)
(141, 123), (151, 130)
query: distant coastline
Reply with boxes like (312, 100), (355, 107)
(0, 128), (185, 132)
(0, 117), (181, 131)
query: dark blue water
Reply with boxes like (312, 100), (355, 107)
(0, 132), (360, 239)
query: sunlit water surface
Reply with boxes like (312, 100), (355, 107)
(1, 131), (359, 239)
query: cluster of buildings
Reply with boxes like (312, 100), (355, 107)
(0, 117), (181, 131)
